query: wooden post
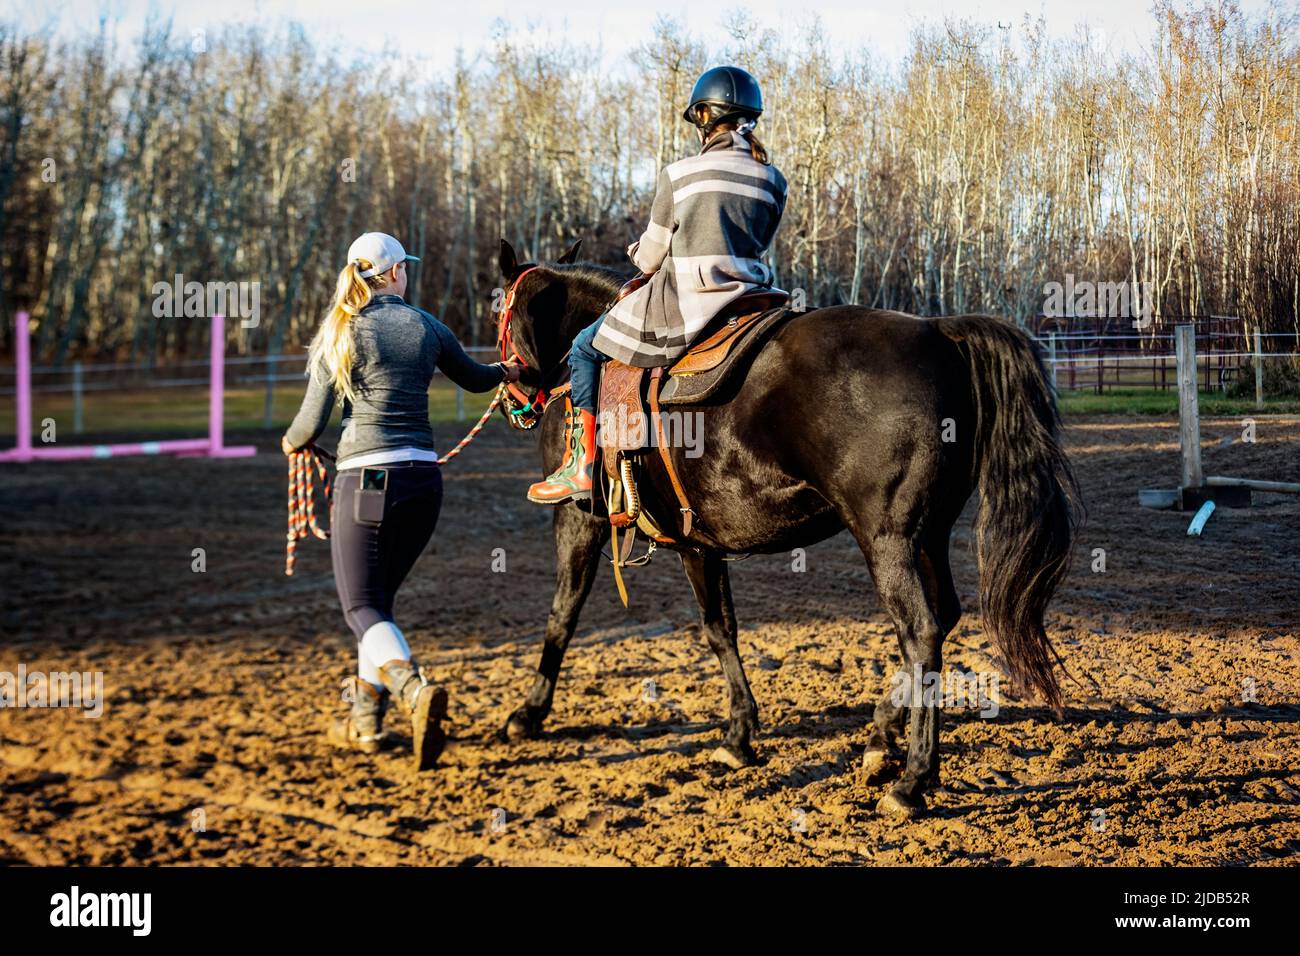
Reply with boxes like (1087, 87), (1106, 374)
(1176, 324), (1203, 490)
(1254, 329), (1264, 410)
(456, 384), (465, 422)
(72, 360), (83, 434)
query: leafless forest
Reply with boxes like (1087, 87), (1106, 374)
(0, 1), (1296, 363)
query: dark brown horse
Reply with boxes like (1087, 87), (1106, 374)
(494, 239), (1080, 818)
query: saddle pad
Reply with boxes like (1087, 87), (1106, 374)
(598, 360), (647, 478)
(659, 308), (795, 406)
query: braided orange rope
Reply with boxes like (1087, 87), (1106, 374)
(435, 384), (504, 464)
(285, 445), (333, 576)
(283, 385), (505, 575)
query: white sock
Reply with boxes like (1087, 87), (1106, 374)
(360, 621), (412, 677)
(357, 647), (384, 691)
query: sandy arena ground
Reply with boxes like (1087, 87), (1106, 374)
(1, 414), (1298, 865)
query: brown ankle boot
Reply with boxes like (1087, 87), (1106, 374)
(527, 401), (597, 505)
(378, 659), (449, 771)
(329, 677), (388, 753)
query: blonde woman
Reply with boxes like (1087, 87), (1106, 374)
(283, 232), (520, 770)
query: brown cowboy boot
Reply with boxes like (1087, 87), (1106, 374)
(527, 400), (597, 505)
(329, 677), (388, 754)
(378, 659), (449, 771)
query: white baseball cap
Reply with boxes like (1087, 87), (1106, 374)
(347, 232), (420, 278)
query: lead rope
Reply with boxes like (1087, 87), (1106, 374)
(286, 444), (334, 576)
(435, 383), (505, 464)
(284, 384), (507, 575)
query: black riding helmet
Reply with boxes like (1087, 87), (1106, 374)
(682, 66), (763, 132)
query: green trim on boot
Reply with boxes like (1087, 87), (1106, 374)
(527, 407), (596, 504)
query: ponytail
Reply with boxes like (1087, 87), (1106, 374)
(700, 107), (771, 165)
(309, 260), (381, 405)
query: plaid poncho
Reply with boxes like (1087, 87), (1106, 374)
(591, 130), (788, 368)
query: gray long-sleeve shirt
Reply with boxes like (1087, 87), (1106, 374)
(284, 294), (505, 461)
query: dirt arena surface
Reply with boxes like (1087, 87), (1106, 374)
(1, 413), (1298, 866)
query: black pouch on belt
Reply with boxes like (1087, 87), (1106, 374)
(354, 467), (388, 524)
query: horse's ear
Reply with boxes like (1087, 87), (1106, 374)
(499, 239), (519, 281)
(556, 238), (583, 264)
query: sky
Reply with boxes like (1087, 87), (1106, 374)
(9, 0), (1282, 73)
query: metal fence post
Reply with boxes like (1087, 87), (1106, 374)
(1254, 329), (1264, 410)
(72, 360), (83, 434)
(264, 354), (276, 429)
(1048, 333), (1058, 393)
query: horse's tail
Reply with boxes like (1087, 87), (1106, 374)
(936, 315), (1082, 713)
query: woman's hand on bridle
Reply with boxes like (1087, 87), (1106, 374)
(501, 360), (523, 384)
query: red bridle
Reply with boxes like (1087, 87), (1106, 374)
(496, 266), (555, 430)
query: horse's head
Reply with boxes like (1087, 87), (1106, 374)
(495, 238), (625, 429)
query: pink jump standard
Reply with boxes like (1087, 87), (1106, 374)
(0, 312), (256, 462)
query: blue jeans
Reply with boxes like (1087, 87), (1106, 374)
(569, 316), (609, 414)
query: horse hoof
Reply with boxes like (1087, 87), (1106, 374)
(711, 744), (755, 770)
(876, 790), (926, 821)
(501, 711), (540, 743)
(861, 749), (900, 784)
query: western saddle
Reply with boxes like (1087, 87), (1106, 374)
(595, 277), (793, 600)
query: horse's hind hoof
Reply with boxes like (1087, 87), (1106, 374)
(501, 709), (542, 743)
(876, 789), (926, 821)
(861, 748), (902, 784)
(711, 743), (757, 770)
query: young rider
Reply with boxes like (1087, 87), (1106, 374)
(527, 66), (788, 505)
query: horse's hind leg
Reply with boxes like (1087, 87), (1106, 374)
(680, 549), (760, 769)
(856, 531), (947, 819)
(501, 503), (607, 741)
(864, 535), (962, 782)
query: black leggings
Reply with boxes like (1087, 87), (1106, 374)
(330, 461), (443, 643)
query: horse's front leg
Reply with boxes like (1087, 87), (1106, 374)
(502, 503), (607, 741)
(679, 549), (760, 768)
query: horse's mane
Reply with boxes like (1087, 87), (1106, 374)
(546, 261), (625, 299)
(515, 261), (627, 373)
